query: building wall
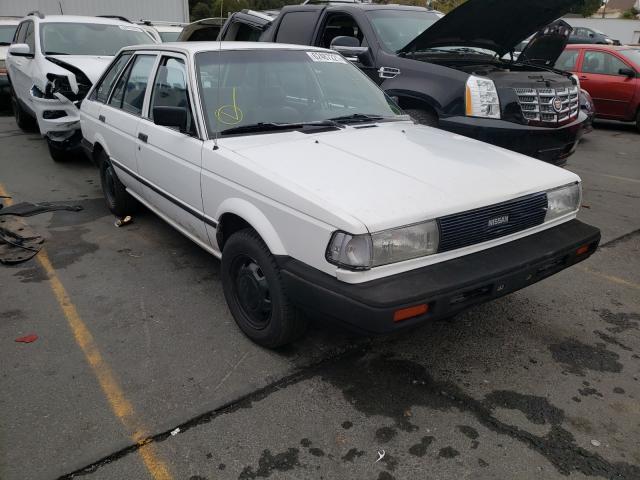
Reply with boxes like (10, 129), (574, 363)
(563, 18), (640, 44)
(0, 0), (189, 22)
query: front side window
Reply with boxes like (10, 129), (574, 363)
(0, 24), (18, 45)
(40, 23), (152, 56)
(582, 51), (629, 76)
(196, 50), (404, 137)
(149, 56), (197, 135)
(108, 54), (155, 114)
(366, 10), (441, 53)
(93, 53), (132, 103)
(319, 14), (364, 48)
(555, 50), (579, 71)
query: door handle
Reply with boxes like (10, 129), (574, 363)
(138, 132), (148, 143)
(98, 115), (105, 123)
(579, 76), (588, 80)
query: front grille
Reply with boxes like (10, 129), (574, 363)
(515, 86), (579, 125)
(437, 193), (547, 252)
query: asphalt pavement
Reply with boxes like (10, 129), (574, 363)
(0, 113), (639, 480)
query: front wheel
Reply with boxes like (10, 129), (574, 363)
(635, 110), (640, 133)
(405, 108), (439, 127)
(221, 228), (307, 348)
(47, 138), (68, 162)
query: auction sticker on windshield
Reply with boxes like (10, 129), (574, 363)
(307, 52), (347, 63)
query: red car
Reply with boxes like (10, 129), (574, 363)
(556, 45), (640, 131)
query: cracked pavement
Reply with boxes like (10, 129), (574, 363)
(0, 114), (639, 480)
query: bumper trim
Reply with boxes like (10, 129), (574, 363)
(278, 219), (600, 334)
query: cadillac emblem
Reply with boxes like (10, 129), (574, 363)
(552, 97), (564, 113)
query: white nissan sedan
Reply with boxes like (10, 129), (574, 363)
(79, 42), (600, 348)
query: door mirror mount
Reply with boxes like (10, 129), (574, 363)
(9, 43), (33, 58)
(618, 67), (636, 78)
(153, 106), (188, 133)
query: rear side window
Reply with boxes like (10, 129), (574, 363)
(275, 12), (318, 44)
(582, 51), (629, 76)
(108, 54), (156, 115)
(555, 50), (579, 71)
(92, 53), (132, 103)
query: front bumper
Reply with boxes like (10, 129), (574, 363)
(279, 220), (600, 334)
(439, 112), (588, 165)
(29, 91), (81, 141)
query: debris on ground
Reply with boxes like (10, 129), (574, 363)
(0, 202), (83, 217)
(114, 215), (133, 228)
(591, 439), (601, 447)
(15, 334), (38, 343)
(170, 428), (180, 436)
(374, 449), (385, 463)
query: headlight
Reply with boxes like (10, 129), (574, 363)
(465, 75), (501, 119)
(326, 220), (440, 270)
(545, 183), (581, 222)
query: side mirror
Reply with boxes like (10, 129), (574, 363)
(9, 43), (33, 58)
(619, 67), (636, 78)
(330, 37), (372, 66)
(153, 106), (187, 132)
(588, 33), (595, 38)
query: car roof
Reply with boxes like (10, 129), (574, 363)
(565, 44), (630, 51)
(0, 17), (21, 24)
(24, 14), (137, 25)
(121, 41), (335, 54)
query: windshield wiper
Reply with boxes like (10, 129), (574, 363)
(220, 120), (341, 136)
(327, 113), (390, 124)
(44, 51), (70, 55)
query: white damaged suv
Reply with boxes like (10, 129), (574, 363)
(80, 42), (601, 347)
(6, 12), (153, 161)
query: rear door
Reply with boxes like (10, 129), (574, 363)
(100, 53), (157, 191)
(135, 53), (209, 246)
(579, 49), (636, 118)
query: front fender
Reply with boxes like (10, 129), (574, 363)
(215, 198), (287, 255)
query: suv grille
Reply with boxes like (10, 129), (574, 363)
(437, 193), (548, 253)
(515, 86), (579, 125)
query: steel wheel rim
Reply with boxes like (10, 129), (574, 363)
(231, 254), (272, 330)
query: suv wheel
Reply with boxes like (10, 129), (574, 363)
(47, 138), (68, 162)
(221, 228), (307, 348)
(635, 109), (640, 133)
(11, 89), (37, 132)
(97, 150), (136, 217)
(406, 108), (439, 127)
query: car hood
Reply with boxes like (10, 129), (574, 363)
(517, 20), (572, 66)
(46, 55), (113, 83)
(223, 122), (579, 233)
(399, 0), (577, 57)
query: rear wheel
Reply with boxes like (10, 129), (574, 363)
(97, 150), (135, 217)
(405, 108), (439, 127)
(635, 109), (640, 133)
(221, 228), (307, 348)
(11, 88), (37, 132)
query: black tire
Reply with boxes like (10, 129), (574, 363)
(47, 138), (68, 162)
(97, 150), (135, 217)
(221, 228), (307, 348)
(635, 110), (640, 133)
(11, 88), (37, 132)
(405, 108), (439, 127)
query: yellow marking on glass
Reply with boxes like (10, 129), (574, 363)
(216, 87), (244, 125)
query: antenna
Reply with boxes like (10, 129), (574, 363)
(58, 1), (63, 14)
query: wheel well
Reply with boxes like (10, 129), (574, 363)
(216, 213), (252, 252)
(397, 97), (438, 116)
(92, 142), (105, 166)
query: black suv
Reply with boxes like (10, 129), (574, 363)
(220, 0), (589, 165)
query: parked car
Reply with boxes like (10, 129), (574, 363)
(555, 45), (640, 131)
(579, 88), (595, 133)
(176, 17), (226, 41)
(137, 20), (186, 42)
(5, 12), (155, 161)
(219, 0), (589, 165)
(567, 27), (619, 46)
(80, 42), (600, 347)
(0, 17), (20, 101)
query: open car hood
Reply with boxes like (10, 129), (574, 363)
(399, 0), (576, 57)
(516, 20), (572, 66)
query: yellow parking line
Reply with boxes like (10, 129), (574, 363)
(578, 266), (640, 291)
(0, 184), (172, 480)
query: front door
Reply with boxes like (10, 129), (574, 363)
(135, 54), (209, 246)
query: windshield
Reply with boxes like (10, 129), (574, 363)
(40, 23), (152, 55)
(196, 50), (405, 136)
(619, 49), (640, 68)
(366, 10), (441, 53)
(0, 24), (17, 44)
(159, 30), (181, 42)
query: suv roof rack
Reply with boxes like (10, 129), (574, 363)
(302, 0), (372, 4)
(97, 15), (132, 23)
(138, 19), (187, 26)
(27, 10), (45, 19)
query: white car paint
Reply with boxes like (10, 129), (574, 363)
(5, 14), (155, 144)
(80, 42), (582, 286)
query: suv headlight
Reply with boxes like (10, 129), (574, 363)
(326, 220), (440, 270)
(465, 75), (501, 119)
(546, 183), (581, 222)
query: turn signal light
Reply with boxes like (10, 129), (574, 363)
(393, 304), (429, 322)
